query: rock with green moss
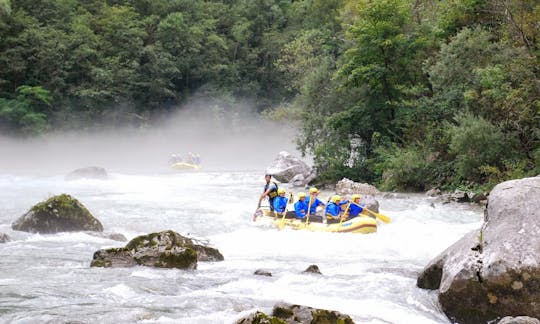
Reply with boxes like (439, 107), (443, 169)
(12, 194), (103, 234)
(236, 303), (355, 324)
(236, 311), (287, 324)
(90, 230), (223, 269)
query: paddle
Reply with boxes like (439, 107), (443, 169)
(338, 202), (352, 226)
(278, 193), (293, 230)
(305, 195), (313, 224)
(252, 207), (259, 221)
(351, 202), (391, 223)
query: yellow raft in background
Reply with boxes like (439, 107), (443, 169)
(256, 209), (377, 234)
(170, 162), (201, 170)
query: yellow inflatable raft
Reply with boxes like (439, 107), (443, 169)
(255, 209), (377, 234)
(170, 162), (201, 170)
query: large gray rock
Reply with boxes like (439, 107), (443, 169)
(236, 303), (354, 324)
(265, 151), (311, 183)
(417, 230), (481, 290)
(65, 166), (108, 181)
(12, 194), (103, 233)
(290, 169), (317, 187)
(335, 178), (380, 196)
(90, 230), (223, 269)
(417, 176), (540, 324)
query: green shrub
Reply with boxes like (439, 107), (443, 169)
(447, 113), (510, 182)
(375, 143), (435, 191)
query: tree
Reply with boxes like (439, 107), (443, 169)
(0, 85), (51, 135)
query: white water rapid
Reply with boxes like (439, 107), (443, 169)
(0, 169), (483, 323)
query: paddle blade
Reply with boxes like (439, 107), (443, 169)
(374, 211), (391, 223)
(365, 208), (391, 224)
(253, 209), (263, 221)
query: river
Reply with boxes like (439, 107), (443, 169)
(0, 169), (483, 323)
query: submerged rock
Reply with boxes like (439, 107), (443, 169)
(236, 303), (354, 324)
(84, 231), (127, 242)
(303, 264), (322, 275)
(0, 233), (10, 243)
(254, 269), (272, 277)
(65, 166), (108, 181)
(417, 176), (540, 323)
(12, 194), (103, 234)
(90, 230), (223, 269)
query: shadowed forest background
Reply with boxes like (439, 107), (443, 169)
(0, 0), (538, 191)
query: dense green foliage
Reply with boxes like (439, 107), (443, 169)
(1, 0), (538, 190)
(284, 0), (540, 191)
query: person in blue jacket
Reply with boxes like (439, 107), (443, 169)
(294, 192), (308, 218)
(273, 188), (288, 216)
(347, 194), (365, 220)
(325, 195), (349, 224)
(305, 187), (325, 215)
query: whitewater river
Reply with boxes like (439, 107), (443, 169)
(0, 170), (484, 324)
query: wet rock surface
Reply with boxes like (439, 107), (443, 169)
(236, 303), (354, 324)
(417, 176), (540, 324)
(12, 194), (103, 234)
(90, 230), (223, 269)
(65, 166), (108, 181)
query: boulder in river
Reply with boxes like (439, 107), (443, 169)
(335, 178), (380, 196)
(0, 233), (10, 243)
(417, 176), (540, 324)
(254, 269), (272, 277)
(12, 194), (103, 234)
(236, 303), (354, 324)
(334, 178), (380, 213)
(90, 230), (224, 269)
(65, 166), (108, 181)
(265, 151), (312, 184)
(303, 264), (322, 274)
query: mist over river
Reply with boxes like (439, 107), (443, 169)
(0, 169), (483, 323)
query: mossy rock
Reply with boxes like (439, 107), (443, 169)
(12, 194), (103, 234)
(236, 311), (288, 324)
(126, 230), (223, 262)
(236, 303), (355, 324)
(91, 230), (221, 269)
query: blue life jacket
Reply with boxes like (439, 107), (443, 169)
(349, 203), (364, 217)
(273, 196), (288, 213)
(294, 200), (308, 218)
(305, 197), (324, 214)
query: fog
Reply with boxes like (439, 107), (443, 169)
(0, 102), (302, 175)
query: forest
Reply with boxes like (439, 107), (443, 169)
(0, 0), (538, 191)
